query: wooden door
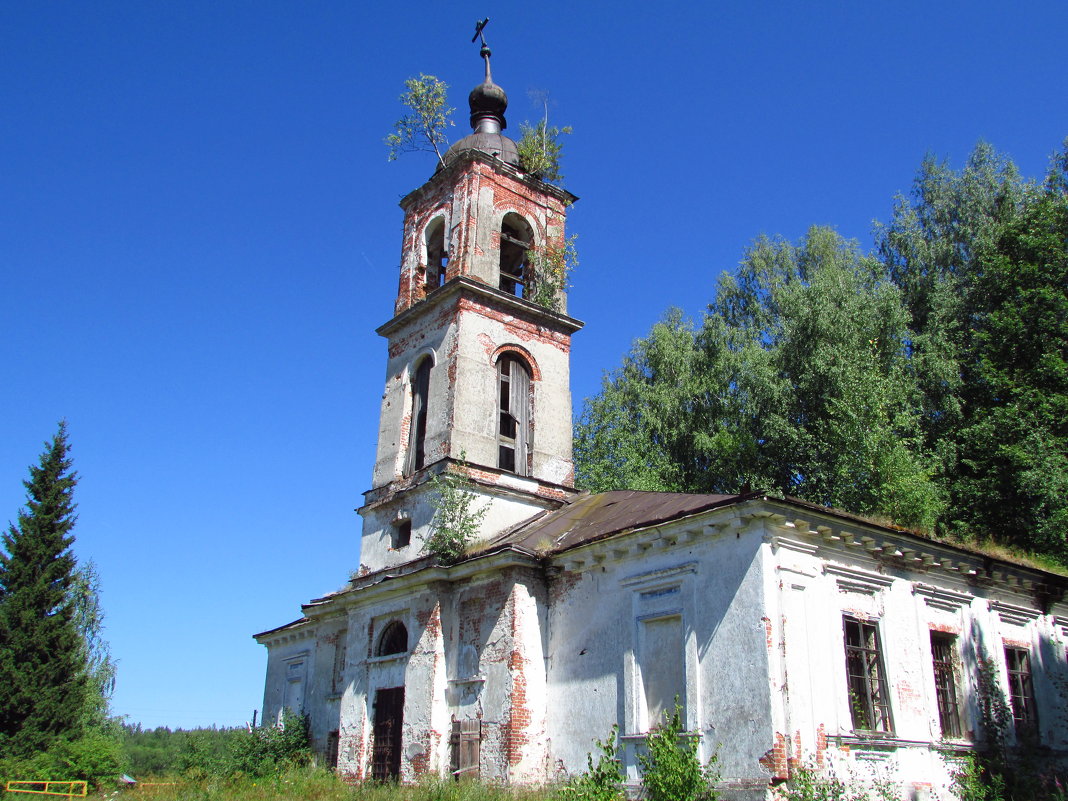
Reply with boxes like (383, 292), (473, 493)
(371, 687), (404, 781)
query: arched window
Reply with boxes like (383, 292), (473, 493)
(497, 354), (531, 475)
(499, 214), (533, 298)
(376, 620), (408, 657)
(405, 357), (432, 475)
(425, 217), (447, 289)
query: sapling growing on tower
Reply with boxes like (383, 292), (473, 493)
(385, 74), (455, 167)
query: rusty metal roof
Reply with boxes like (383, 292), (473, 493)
(491, 490), (753, 554)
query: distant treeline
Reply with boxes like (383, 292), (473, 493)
(121, 713), (308, 778)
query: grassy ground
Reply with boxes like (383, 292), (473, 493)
(89, 768), (561, 801)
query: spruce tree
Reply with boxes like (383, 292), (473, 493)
(0, 422), (90, 758)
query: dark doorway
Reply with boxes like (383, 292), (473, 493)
(372, 687), (404, 781)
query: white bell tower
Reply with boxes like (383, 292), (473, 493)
(357, 44), (582, 573)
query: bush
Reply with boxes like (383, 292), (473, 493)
(227, 711), (310, 777)
(557, 725), (624, 800)
(0, 730), (124, 789)
(638, 704), (718, 801)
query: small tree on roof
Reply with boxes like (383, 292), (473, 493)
(385, 74), (455, 168)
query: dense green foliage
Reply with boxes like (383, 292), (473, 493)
(556, 725), (624, 800)
(0, 424), (93, 757)
(560, 708), (716, 801)
(517, 119), (572, 185)
(576, 139), (1068, 562)
(122, 712), (310, 779)
(424, 459), (489, 564)
(529, 235), (578, 312)
(636, 705), (718, 801)
(0, 425), (124, 787)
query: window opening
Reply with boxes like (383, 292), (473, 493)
(405, 358), (432, 475)
(1004, 646), (1038, 736)
(371, 687), (404, 781)
(497, 355), (530, 475)
(843, 616), (893, 733)
(331, 635), (347, 694)
(392, 519), (412, 549)
(930, 633), (962, 738)
(499, 215), (532, 297)
(376, 620), (408, 657)
(426, 218), (447, 289)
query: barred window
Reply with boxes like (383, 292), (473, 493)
(930, 633), (962, 738)
(843, 616), (893, 733)
(1005, 646), (1038, 736)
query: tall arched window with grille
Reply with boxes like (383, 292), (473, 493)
(405, 357), (432, 475)
(497, 354), (531, 475)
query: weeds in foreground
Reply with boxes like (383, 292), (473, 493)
(87, 770), (558, 801)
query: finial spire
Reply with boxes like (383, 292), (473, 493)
(467, 17), (507, 134)
(472, 18), (493, 82)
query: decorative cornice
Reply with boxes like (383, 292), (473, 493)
(399, 147), (578, 210)
(913, 583), (973, 613)
(769, 535), (820, 556)
(376, 275), (583, 339)
(824, 563), (894, 595)
(620, 561), (698, 588)
(990, 599), (1041, 628)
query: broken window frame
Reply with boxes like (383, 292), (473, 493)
(843, 616), (894, 734)
(1004, 646), (1038, 736)
(930, 632), (963, 739)
(376, 620), (409, 657)
(497, 354), (531, 476)
(499, 214), (533, 298)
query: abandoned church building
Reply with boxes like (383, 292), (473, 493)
(254, 47), (1068, 799)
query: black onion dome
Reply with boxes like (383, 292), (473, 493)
(442, 45), (519, 169)
(469, 79), (508, 130)
(444, 131), (519, 167)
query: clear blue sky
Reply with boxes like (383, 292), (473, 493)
(2, 2), (1065, 730)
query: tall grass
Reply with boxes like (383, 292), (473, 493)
(96, 767), (560, 801)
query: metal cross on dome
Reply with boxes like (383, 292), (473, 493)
(472, 17), (490, 48)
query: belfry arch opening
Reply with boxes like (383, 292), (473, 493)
(499, 213), (533, 298)
(497, 353), (532, 475)
(424, 217), (447, 290)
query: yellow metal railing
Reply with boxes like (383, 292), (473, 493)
(5, 781), (88, 799)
